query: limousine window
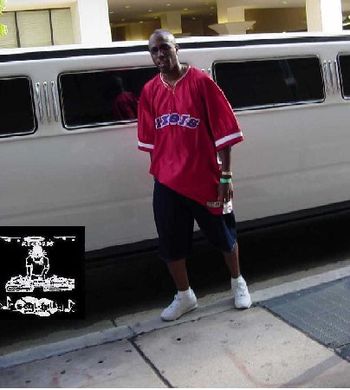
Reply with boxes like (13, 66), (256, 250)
(0, 76), (37, 137)
(59, 67), (158, 129)
(338, 55), (350, 98)
(213, 57), (324, 110)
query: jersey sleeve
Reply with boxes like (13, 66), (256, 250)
(137, 85), (155, 153)
(200, 74), (243, 151)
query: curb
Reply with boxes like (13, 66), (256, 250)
(0, 325), (133, 369)
(1, 263), (350, 370)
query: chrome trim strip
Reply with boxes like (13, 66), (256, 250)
(50, 80), (59, 122)
(35, 82), (44, 123)
(331, 60), (341, 94)
(43, 81), (51, 122)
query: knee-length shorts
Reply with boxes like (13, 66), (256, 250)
(153, 180), (237, 263)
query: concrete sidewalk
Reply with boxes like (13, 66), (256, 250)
(0, 262), (350, 387)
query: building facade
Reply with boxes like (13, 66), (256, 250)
(0, 0), (349, 48)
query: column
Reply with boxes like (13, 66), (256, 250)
(160, 11), (182, 35)
(71, 0), (111, 44)
(227, 6), (246, 23)
(306, 0), (343, 32)
(211, 0), (255, 34)
(216, 0), (232, 24)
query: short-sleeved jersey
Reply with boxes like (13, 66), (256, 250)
(137, 66), (243, 215)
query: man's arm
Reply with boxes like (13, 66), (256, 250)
(217, 146), (233, 204)
(218, 146), (231, 172)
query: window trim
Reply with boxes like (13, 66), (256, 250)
(58, 65), (157, 130)
(212, 55), (325, 112)
(337, 52), (350, 100)
(0, 75), (38, 138)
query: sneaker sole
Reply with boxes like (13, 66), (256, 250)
(161, 303), (198, 322)
(235, 300), (252, 309)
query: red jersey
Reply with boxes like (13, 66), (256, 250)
(137, 66), (243, 215)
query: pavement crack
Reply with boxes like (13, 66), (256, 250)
(129, 338), (173, 388)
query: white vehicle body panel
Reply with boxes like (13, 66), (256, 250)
(0, 33), (349, 252)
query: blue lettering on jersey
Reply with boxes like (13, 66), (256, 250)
(155, 117), (162, 129)
(186, 118), (200, 128)
(178, 114), (190, 126)
(155, 113), (200, 130)
(161, 114), (170, 127)
(169, 113), (180, 125)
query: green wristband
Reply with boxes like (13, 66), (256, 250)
(220, 177), (232, 184)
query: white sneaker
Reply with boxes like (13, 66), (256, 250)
(161, 288), (198, 321)
(232, 276), (252, 309)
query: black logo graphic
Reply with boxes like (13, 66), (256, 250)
(0, 227), (85, 319)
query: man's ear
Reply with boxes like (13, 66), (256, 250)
(175, 43), (179, 52)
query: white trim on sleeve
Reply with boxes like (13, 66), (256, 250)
(215, 132), (243, 148)
(138, 141), (154, 150)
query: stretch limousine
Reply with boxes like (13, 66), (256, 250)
(1, 32), (350, 255)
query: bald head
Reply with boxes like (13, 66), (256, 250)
(149, 29), (177, 48)
(148, 29), (180, 75)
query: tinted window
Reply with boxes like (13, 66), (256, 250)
(0, 77), (36, 136)
(59, 67), (158, 129)
(338, 55), (350, 98)
(213, 57), (324, 110)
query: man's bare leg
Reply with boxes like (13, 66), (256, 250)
(167, 258), (190, 291)
(223, 243), (241, 278)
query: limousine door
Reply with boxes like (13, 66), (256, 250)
(180, 39), (350, 223)
(0, 49), (160, 251)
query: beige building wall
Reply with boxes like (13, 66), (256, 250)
(121, 20), (159, 41)
(0, 7), (74, 48)
(0, 0), (111, 47)
(182, 15), (218, 37)
(1, 0), (348, 46)
(246, 8), (307, 33)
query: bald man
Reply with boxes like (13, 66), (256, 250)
(138, 29), (251, 321)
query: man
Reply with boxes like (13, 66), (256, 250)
(138, 29), (251, 321)
(26, 244), (50, 280)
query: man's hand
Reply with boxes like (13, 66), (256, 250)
(217, 182), (233, 204)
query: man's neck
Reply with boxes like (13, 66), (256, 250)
(162, 64), (187, 86)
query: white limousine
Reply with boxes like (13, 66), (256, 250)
(0, 32), (349, 254)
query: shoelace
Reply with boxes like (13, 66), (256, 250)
(168, 294), (181, 309)
(235, 285), (247, 296)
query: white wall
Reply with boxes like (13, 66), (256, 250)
(71, 0), (111, 44)
(5, 0), (74, 11)
(4, 0), (112, 45)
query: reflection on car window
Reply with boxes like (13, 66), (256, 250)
(213, 57), (324, 110)
(110, 76), (138, 120)
(59, 67), (158, 129)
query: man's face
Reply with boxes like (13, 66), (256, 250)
(149, 33), (178, 74)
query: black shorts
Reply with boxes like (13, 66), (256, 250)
(153, 180), (237, 263)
